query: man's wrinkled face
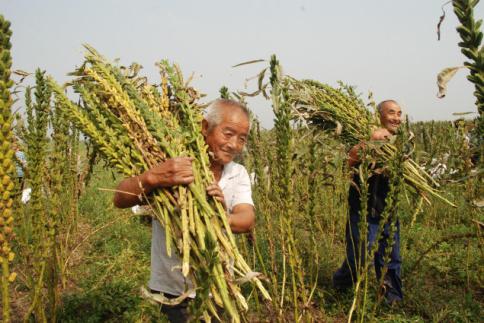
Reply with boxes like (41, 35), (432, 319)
(202, 107), (250, 166)
(379, 101), (402, 134)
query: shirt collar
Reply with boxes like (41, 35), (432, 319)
(218, 161), (235, 190)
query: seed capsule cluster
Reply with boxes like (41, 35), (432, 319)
(0, 14), (15, 323)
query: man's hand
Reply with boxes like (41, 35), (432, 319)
(142, 157), (195, 191)
(348, 128), (393, 167)
(206, 182), (227, 211)
(206, 183), (255, 233)
(113, 157), (194, 209)
(371, 128), (393, 141)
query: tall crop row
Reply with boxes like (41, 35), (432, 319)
(12, 70), (86, 322)
(0, 15), (16, 323)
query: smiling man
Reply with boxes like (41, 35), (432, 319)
(113, 99), (255, 322)
(333, 100), (404, 304)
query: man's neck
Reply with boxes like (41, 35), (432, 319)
(209, 161), (224, 182)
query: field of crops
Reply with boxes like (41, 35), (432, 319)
(10, 114), (483, 323)
(1, 1), (483, 322)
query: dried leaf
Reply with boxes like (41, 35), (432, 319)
(472, 199), (484, 208)
(436, 66), (463, 98)
(235, 271), (264, 284)
(335, 121), (343, 135)
(436, 1), (452, 41)
(257, 67), (268, 90)
(452, 111), (474, 116)
(237, 89), (261, 97)
(437, 9), (446, 41)
(13, 69), (31, 83)
(185, 71), (195, 87)
(13, 69), (30, 77)
(232, 59), (265, 68)
(127, 62), (142, 78)
(140, 286), (194, 305)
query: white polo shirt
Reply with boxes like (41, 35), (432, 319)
(148, 161), (254, 296)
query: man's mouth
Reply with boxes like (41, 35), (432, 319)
(221, 150), (234, 157)
(211, 150), (234, 160)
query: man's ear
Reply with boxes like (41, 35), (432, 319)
(201, 119), (209, 137)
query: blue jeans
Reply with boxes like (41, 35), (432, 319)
(333, 214), (403, 302)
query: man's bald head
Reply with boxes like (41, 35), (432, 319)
(204, 99), (251, 131)
(377, 100), (400, 114)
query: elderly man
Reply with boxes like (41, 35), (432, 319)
(333, 100), (404, 304)
(113, 99), (255, 322)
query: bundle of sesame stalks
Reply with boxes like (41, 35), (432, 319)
(276, 75), (456, 207)
(48, 45), (270, 322)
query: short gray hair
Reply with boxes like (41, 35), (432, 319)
(204, 99), (251, 130)
(376, 99), (399, 114)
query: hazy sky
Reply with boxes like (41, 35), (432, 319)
(1, 0), (482, 128)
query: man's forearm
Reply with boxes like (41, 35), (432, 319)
(228, 209), (255, 233)
(348, 142), (365, 167)
(113, 174), (152, 208)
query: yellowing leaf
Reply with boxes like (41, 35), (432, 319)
(437, 66), (464, 98)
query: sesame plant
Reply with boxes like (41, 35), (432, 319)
(20, 70), (53, 322)
(11, 68), (86, 322)
(0, 15), (16, 323)
(452, 0), (484, 155)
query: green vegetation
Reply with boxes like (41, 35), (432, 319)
(7, 76), (482, 321)
(27, 117), (479, 322)
(1, 1), (482, 322)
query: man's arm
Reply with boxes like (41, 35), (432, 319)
(347, 128), (393, 167)
(113, 157), (194, 209)
(206, 181), (255, 233)
(228, 203), (255, 233)
(348, 142), (364, 167)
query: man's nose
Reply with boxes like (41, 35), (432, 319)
(226, 136), (237, 149)
(227, 136), (242, 151)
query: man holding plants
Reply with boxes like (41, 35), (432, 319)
(113, 99), (255, 322)
(333, 100), (404, 304)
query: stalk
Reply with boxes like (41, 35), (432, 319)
(452, 0), (483, 157)
(0, 15), (15, 323)
(22, 70), (52, 323)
